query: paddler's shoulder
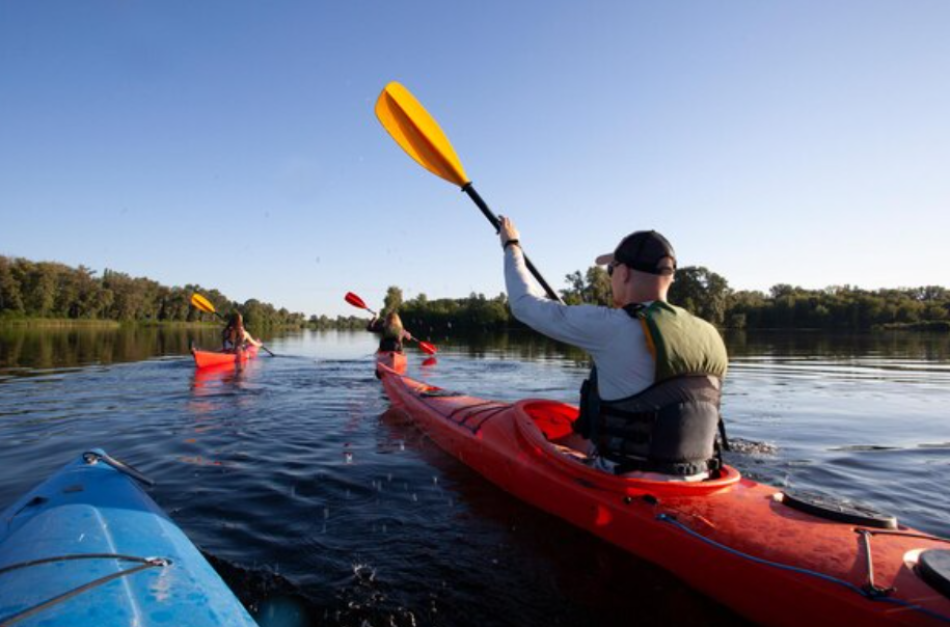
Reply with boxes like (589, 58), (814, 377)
(559, 302), (647, 329)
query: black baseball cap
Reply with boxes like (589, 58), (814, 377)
(595, 230), (677, 276)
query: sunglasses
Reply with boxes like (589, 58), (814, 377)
(607, 262), (619, 277)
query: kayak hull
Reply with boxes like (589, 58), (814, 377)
(376, 350), (407, 376)
(0, 451), (257, 627)
(374, 353), (950, 627)
(192, 345), (259, 369)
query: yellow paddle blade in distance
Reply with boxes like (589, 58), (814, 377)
(375, 82), (470, 187)
(190, 293), (216, 314)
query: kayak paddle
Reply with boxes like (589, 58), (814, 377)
(375, 82), (564, 304)
(344, 291), (378, 316)
(189, 293), (276, 357)
(344, 291), (438, 355)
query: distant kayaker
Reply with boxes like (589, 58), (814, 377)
(222, 312), (262, 352)
(498, 217), (728, 481)
(368, 311), (413, 353)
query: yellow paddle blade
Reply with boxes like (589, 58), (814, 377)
(190, 293), (216, 314)
(375, 82), (470, 187)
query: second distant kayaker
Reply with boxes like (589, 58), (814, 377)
(498, 216), (728, 481)
(222, 312), (263, 352)
(368, 311), (413, 353)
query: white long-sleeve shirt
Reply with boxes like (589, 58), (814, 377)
(504, 246), (655, 401)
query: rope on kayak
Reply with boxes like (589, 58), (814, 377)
(446, 400), (498, 419)
(0, 554), (170, 626)
(0, 552), (167, 576)
(857, 529), (894, 598)
(83, 450), (155, 487)
(657, 514), (950, 624)
(440, 400), (513, 433)
(465, 405), (513, 433)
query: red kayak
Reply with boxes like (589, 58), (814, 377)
(375, 350), (407, 376)
(191, 345), (259, 369)
(374, 352), (950, 627)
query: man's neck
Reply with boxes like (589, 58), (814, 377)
(619, 290), (666, 308)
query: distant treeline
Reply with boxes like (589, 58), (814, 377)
(5, 253), (946, 334)
(308, 286), (517, 336)
(0, 255), (306, 328)
(331, 268), (950, 334)
(666, 267), (950, 331)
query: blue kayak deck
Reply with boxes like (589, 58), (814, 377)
(0, 452), (257, 627)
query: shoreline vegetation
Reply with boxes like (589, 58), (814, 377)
(313, 267), (950, 336)
(3, 255), (948, 334)
(0, 254), (307, 330)
(0, 318), (223, 329)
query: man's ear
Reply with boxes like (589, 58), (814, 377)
(622, 265), (633, 284)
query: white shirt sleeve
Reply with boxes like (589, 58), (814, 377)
(503, 245), (656, 400)
(504, 246), (617, 352)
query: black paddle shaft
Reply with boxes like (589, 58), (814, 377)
(462, 183), (564, 304)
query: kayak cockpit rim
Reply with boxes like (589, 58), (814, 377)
(512, 399), (742, 495)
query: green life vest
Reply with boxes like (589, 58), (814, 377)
(638, 301), (728, 381)
(578, 302), (729, 476)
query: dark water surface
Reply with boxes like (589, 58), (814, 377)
(1, 327), (948, 626)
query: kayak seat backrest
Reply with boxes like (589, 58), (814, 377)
(522, 401), (579, 441)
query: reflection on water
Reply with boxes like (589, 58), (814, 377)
(0, 327), (948, 627)
(0, 325), (224, 373)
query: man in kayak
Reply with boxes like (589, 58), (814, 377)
(222, 312), (263, 352)
(498, 217), (728, 481)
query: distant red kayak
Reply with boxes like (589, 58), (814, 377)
(374, 351), (950, 627)
(375, 350), (406, 376)
(191, 345), (259, 369)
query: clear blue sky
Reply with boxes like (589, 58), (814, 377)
(2, 1), (948, 317)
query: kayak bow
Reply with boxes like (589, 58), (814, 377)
(374, 352), (950, 627)
(192, 345), (259, 369)
(0, 450), (257, 627)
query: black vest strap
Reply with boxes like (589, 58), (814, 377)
(622, 303), (646, 317)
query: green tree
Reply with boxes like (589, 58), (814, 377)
(668, 266), (731, 326)
(0, 256), (25, 315)
(561, 266), (611, 306)
(384, 286), (403, 312)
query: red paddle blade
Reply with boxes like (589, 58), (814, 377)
(418, 341), (437, 355)
(344, 292), (367, 309)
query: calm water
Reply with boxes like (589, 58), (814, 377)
(1, 326), (948, 627)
